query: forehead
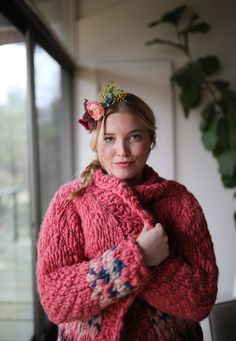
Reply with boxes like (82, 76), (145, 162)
(105, 111), (145, 133)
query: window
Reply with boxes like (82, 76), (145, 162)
(0, 2), (75, 339)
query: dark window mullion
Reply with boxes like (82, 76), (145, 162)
(0, 0), (76, 73)
(25, 30), (45, 341)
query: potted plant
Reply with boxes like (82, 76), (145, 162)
(146, 4), (236, 225)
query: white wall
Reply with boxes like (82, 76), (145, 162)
(74, 1), (236, 339)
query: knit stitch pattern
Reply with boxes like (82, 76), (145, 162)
(37, 165), (218, 340)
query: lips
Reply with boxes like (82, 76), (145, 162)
(114, 161), (134, 168)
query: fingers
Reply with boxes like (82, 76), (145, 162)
(140, 222), (149, 234)
(153, 224), (169, 247)
(136, 222), (169, 267)
(154, 223), (167, 237)
(155, 223), (164, 231)
(140, 222), (167, 240)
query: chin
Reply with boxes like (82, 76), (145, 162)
(112, 170), (139, 184)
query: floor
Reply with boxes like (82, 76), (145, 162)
(0, 238), (34, 341)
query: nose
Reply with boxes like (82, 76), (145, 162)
(117, 139), (130, 157)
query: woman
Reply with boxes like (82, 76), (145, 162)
(37, 81), (218, 340)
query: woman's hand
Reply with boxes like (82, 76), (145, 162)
(136, 223), (169, 267)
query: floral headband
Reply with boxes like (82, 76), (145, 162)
(78, 81), (126, 132)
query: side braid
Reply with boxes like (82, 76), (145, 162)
(70, 160), (101, 198)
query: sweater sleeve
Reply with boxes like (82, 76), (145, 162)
(37, 185), (151, 324)
(141, 186), (218, 321)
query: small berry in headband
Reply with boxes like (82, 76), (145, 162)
(78, 81), (125, 133)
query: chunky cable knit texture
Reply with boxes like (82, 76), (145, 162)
(37, 165), (218, 341)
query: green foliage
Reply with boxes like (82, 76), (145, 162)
(171, 62), (204, 115)
(146, 4), (236, 226)
(148, 5), (187, 28)
(197, 56), (221, 76)
(181, 21), (211, 34)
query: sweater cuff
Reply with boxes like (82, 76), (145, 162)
(86, 238), (152, 308)
(118, 237), (153, 286)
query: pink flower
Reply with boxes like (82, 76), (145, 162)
(86, 100), (105, 121)
(78, 111), (97, 132)
(78, 99), (106, 132)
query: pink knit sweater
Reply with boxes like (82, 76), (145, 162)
(37, 165), (218, 340)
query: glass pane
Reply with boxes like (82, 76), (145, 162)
(34, 44), (73, 216)
(27, 0), (73, 53)
(0, 14), (34, 341)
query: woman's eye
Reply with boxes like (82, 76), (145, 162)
(104, 136), (115, 143)
(130, 134), (142, 142)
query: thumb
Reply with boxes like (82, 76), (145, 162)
(140, 222), (149, 234)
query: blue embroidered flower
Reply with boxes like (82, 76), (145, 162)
(87, 246), (134, 307)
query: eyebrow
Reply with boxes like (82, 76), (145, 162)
(104, 129), (144, 135)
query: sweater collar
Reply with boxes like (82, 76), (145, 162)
(92, 165), (168, 203)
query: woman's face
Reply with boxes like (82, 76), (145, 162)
(99, 111), (151, 185)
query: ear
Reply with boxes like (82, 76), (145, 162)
(148, 142), (154, 152)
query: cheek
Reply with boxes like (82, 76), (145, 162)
(100, 145), (114, 161)
(135, 142), (150, 157)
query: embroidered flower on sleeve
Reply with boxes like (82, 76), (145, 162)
(87, 246), (134, 308)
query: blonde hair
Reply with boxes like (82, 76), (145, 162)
(72, 93), (157, 197)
